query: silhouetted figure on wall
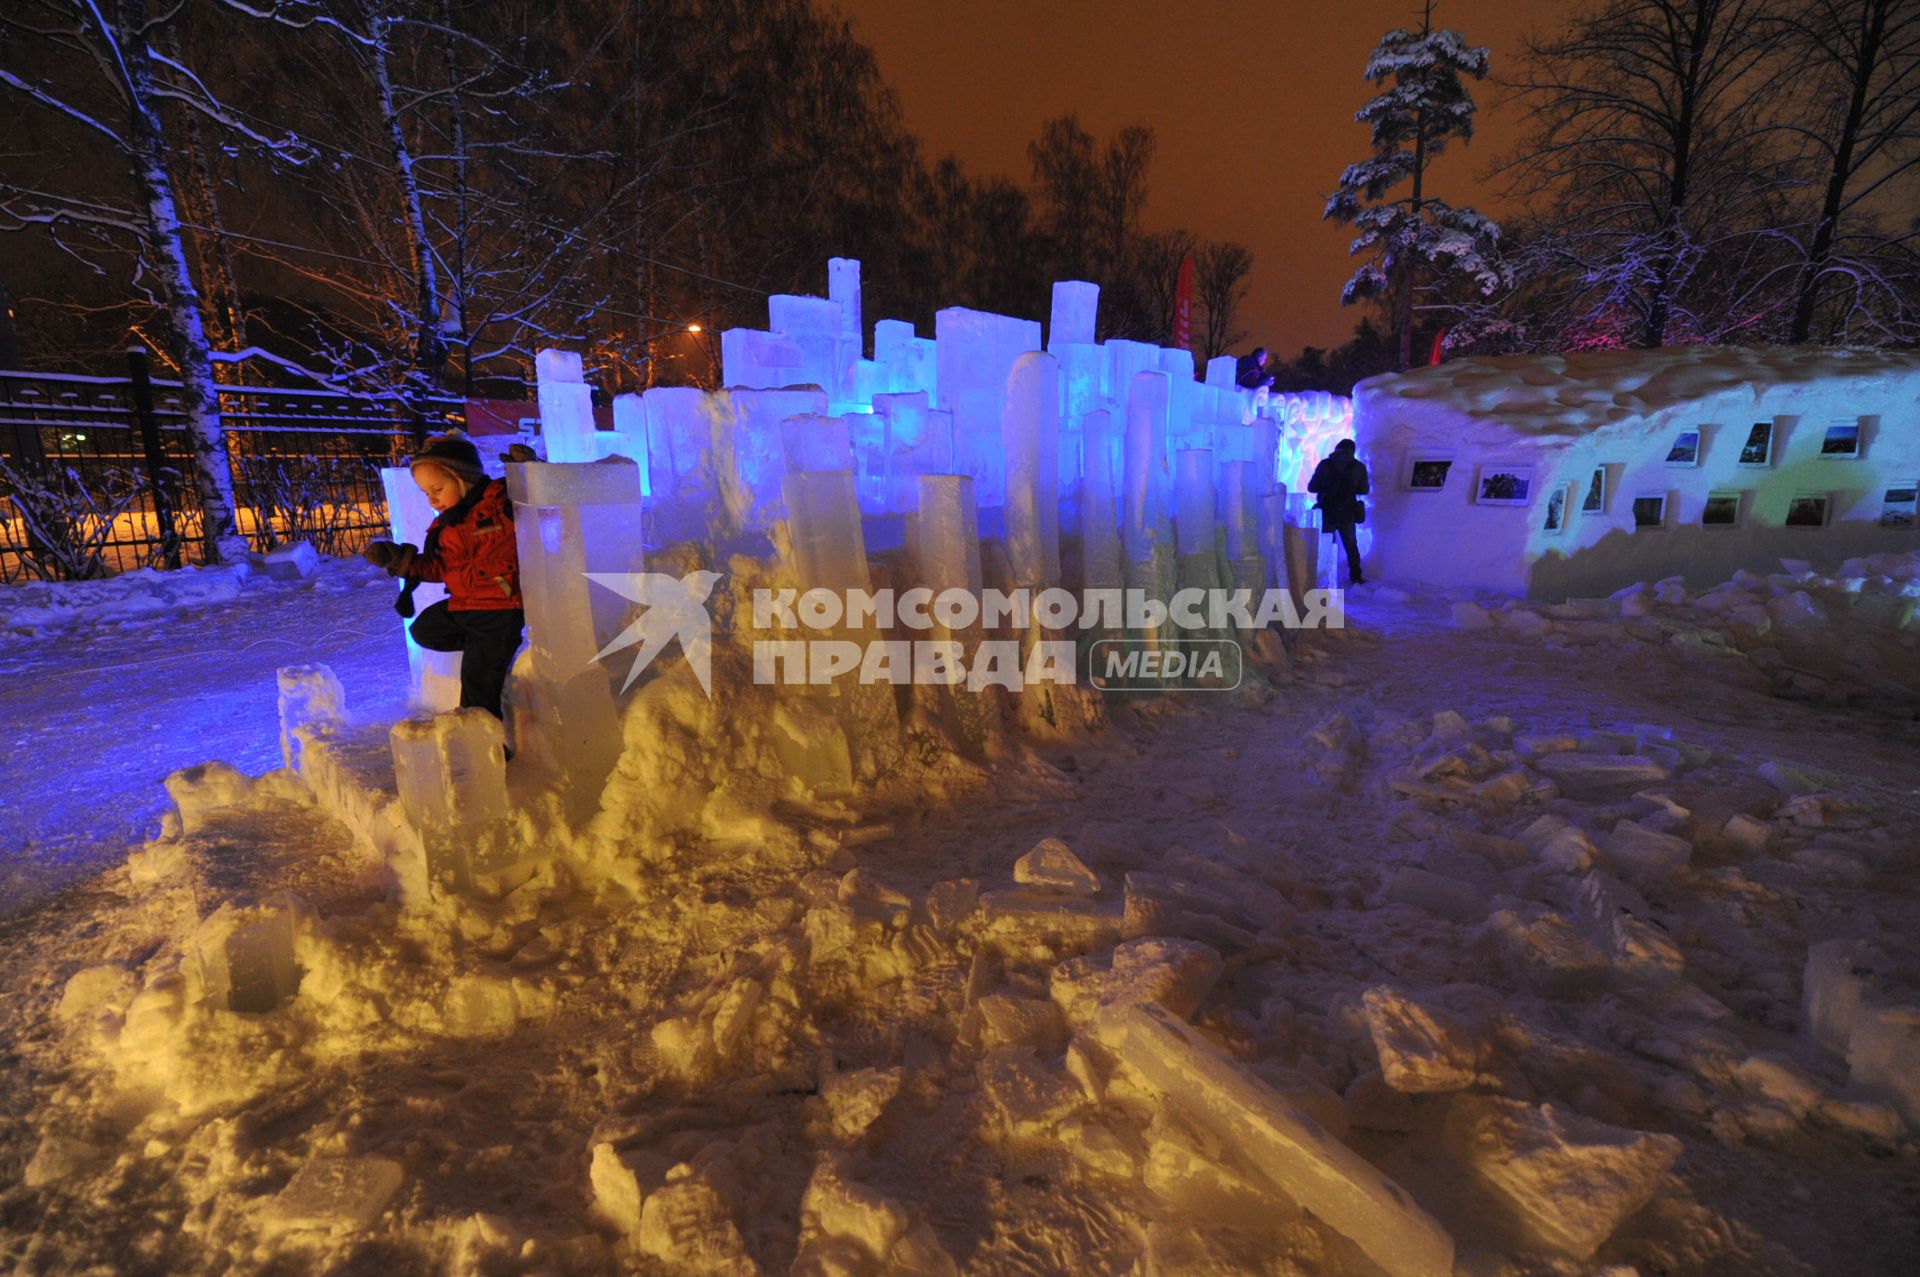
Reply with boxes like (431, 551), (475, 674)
(1235, 347), (1275, 391)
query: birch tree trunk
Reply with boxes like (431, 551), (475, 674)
(117, 0), (249, 564)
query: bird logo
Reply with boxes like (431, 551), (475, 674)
(584, 570), (724, 698)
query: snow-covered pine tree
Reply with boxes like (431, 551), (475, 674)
(1325, 2), (1506, 370)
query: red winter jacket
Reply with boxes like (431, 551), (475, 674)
(409, 479), (523, 611)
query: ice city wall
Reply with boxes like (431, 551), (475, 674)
(537, 259), (1354, 561)
(1354, 346), (1920, 599)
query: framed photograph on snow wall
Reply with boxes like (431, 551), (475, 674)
(1882, 484), (1917, 529)
(1403, 453), (1455, 492)
(1543, 482), (1572, 533)
(1786, 492), (1831, 528)
(1738, 421), (1774, 467)
(1632, 492), (1668, 528)
(1702, 491), (1741, 528)
(1821, 420), (1863, 459)
(1474, 464), (1534, 506)
(1581, 465), (1608, 514)
(1664, 430), (1702, 467)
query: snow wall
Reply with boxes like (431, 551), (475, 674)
(1353, 346), (1920, 600)
(532, 260), (1353, 560)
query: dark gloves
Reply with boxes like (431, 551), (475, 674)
(363, 540), (419, 576)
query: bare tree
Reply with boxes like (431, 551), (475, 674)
(0, 0), (321, 562)
(1774, 0), (1920, 343)
(1195, 240), (1254, 363)
(1503, 0), (1784, 348)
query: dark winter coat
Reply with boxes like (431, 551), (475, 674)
(407, 479), (523, 611)
(1308, 452), (1370, 528)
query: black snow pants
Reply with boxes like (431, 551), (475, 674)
(409, 601), (526, 720)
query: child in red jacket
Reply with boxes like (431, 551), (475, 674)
(364, 434), (526, 720)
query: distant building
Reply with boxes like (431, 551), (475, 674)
(1353, 346), (1920, 599)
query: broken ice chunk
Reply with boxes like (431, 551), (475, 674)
(276, 664), (345, 771)
(1360, 986), (1485, 1093)
(1577, 872), (1684, 979)
(975, 1047), (1085, 1138)
(1847, 1003), (1920, 1132)
(1090, 1002), (1455, 1277)
(590, 1142), (671, 1235)
(189, 892), (306, 1014)
(1049, 937), (1223, 1027)
(389, 709), (508, 829)
(1143, 1111), (1301, 1228)
(1013, 837), (1101, 894)
(1384, 867), (1485, 924)
(1531, 752), (1671, 796)
(817, 1066), (903, 1143)
(1804, 940), (1873, 1056)
(1439, 1095), (1680, 1259)
(269, 1156), (404, 1231)
(973, 993), (1066, 1054)
(1603, 820), (1692, 880)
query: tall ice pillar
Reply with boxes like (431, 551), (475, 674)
(535, 349), (598, 464)
(507, 458), (647, 822)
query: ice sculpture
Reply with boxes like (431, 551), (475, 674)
(191, 892), (305, 1014)
(936, 307), (1042, 508)
(1079, 409), (1124, 595)
(390, 709), (522, 895)
(1004, 351), (1062, 588)
(1049, 281), (1098, 347)
(381, 466), (461, 712)
(276, 664), (345, 771)
(1093, 1002), (1455, 1277)
(536, 348), (598, 464)
(507, 458), (646, 821)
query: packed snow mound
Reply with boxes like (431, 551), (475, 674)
(1357, 344), (1920, 439)
(0, 562), (255, 633)
(1449, 550), (1920, 707)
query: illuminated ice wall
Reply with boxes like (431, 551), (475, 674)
(557, 258), (1355, 580)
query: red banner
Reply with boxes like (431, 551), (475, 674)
(1172, 252), (1194, 350)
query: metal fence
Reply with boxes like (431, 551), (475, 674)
(0, 352), (464, 582)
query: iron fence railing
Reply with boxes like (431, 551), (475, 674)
(0, 352), (464, 582)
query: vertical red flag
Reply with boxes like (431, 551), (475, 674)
(1172, 252), (1194, 349)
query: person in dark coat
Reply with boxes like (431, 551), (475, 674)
(1234, 347), (1275, 391)
(1307, 439), (1370, 586)
(363, 433), (526, 719)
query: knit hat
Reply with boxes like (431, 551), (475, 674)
(409, 432), (486, 483)
(1334, 439), (1357, 454)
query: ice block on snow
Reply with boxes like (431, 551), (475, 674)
(276, 664), (345, 771)
(1805, 940), (1873, 1056)
(1003, 351), (1061, 588)
(1122, 371), (1170, 564)
(390, 709), (509, 829)
(535, 347), (598, 464)
(911, 475), (983, 599)
(389, 710), (523, 893)
(781, 413), (853, 475)
(1080, 410), (1124, 594)
(1174, 450), (1216, 557)
(270, 1156), (404, 1231)
(1089, 1002), (1454, 1277)
(192, 892), (305, 1014)
(1049, 280), (1099, 347)
(782, 470), (870, 594)
(1848, 1003), (1920, 1131)
(382, 466), (461, 711)
(507, 459), (647, 680)
(506, 459), (644, 821)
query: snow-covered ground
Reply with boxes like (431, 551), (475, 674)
(0, 560), (412, 917)
(2, 554), (1918, 1276)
